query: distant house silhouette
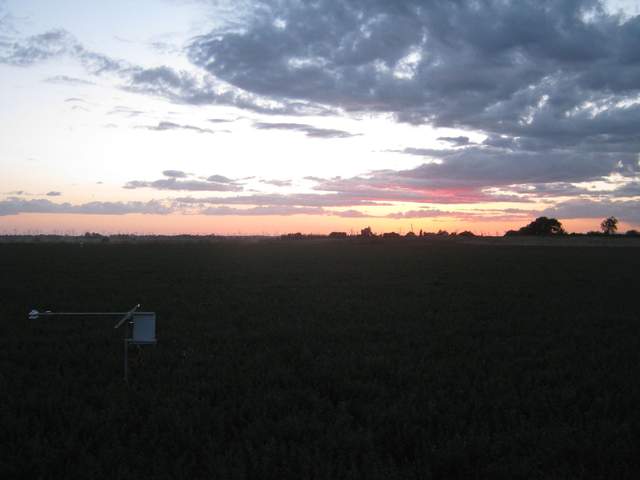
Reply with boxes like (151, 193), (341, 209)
(329, 231), (347, 238)
(360, 227), (374, 237)
(382, 232), (400, 238)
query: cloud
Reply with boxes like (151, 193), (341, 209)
(0, 29), (329, 116)
(309, 173), (530, 204)
(542, 198), (640, 223)
(253, 122), (358, 138)
(183, 0), (640, 191)
(0, 29), (73, 65)
(201, 205), (326, 216)
(0, 197), (171, 216)
(125, 178), (242, 192)
(138, 121), (214, 134)
(385, 209), (455, 219)
(44, 75), (95, 86)
(0, 2), (16, 36)
(260, 179), (292, 187)
(4, 2), (640, 210)
(208, 118), (235, 123)
(438, 136), (472, 147)
(174, 192), (387, 208)
(355, 144), (639, 195)
(108, 106), (146, 117)
(0, 195), (544, 222)
(332, 209), (371, 218)
(124, 65), (328, 115)
(125, 172), (243, 192)
(162, 170), (188, 178)
(6, 190), (63, 197)
(206, 174), (234, 183)
(188, 1), (640, 126)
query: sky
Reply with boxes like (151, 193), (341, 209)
(1, 0), (639, 235)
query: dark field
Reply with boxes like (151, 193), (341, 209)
(1, 240), (639, 479)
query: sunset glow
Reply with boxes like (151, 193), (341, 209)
(1, 0), (639, 235)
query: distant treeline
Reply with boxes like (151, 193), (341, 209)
(283, 217), (639, 240)
(1, 217), (638, 243)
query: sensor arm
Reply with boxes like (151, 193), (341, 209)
(114, 304), (141, 329)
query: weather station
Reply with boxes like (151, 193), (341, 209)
(28, 304), (157, 383)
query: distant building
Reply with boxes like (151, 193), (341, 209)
(328, 231), (348, 238)
(281, 232), (304, 240)
(382, 232), (400, 238)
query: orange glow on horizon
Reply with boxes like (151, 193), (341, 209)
(1, 213), (636, 236)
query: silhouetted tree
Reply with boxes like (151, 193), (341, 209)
(626, 229), (639, 237)
(505, 217), (565, 236)
(458, 231), (475, 237)
(600, 216), (618, 235)
(360, 227), (374, 237)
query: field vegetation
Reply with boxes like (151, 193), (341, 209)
(1, 239), (639, 479)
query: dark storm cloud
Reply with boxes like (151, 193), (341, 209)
(185, 0), (640, 190)
(188, 1), (640, 128)
(138, 121), (214, 134)
(0, 197), (171, 216)
(383, 146), (635, 189)
(611, 181), (640, 197)
(253, 122), (358, 138)
(542, 198), (640, 223)
(125, 65), (331, 115)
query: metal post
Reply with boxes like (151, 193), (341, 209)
(28, 305), (154, 384)
(124, 337), (129, 383)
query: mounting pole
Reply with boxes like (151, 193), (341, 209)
(28, 303), (155, 384)
(124, 337), (129, 383)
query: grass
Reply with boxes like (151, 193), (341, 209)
(1, 239), (639, 479)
